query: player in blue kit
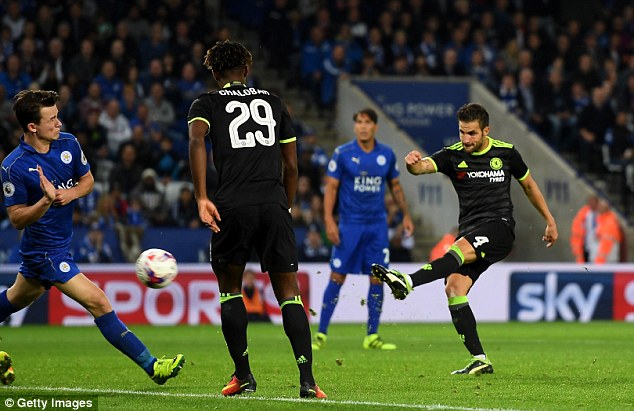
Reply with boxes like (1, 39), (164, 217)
(0, 90), (184, 385)
(312, 108), (414, 350)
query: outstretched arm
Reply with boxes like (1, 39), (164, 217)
(404, 150), (436, 175)
(518, 173), (558, 247)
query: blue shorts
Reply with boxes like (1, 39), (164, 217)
(19, 249), (81, 289)
(330, 221), (389, 275)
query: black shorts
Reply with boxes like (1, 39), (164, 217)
(456, 219), (515, 283)
(211, 203), (298, 273)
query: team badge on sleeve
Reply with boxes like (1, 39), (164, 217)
(3, 182), (15, 197)
(81, 150), (87, 165)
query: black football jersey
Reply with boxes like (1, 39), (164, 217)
(429, 136), (529, 233)
(188, 82), (296, 211)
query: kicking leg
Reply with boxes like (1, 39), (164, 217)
(56, 274), (184, 384)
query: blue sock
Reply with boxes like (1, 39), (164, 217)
(94, 311), (156, 375)
(318, 280), (342, 335)
(367, 283), (384, 335)
(0, 290), (19, 322)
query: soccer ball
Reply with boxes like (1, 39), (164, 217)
(135, 248), (178, 289)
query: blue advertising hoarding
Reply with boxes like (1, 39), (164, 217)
(510, 272), (614, 322)
(353, 80), (469, 154)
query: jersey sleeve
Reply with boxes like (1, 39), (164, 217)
(279, 101), (296, 144)
(509, 147), (529, 180)
(1, 162), (27, 207)
(326, 148), (343, 181)
(187, 95), (212, 130)
(73, 136), (91, 177)
(430, 148), (450, 175)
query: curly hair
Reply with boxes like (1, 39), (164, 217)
(203, 40), (253, 77)
(456, 103), (489, 130)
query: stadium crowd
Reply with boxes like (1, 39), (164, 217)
(0, 0), (633, 263)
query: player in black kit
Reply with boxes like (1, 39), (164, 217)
(188, 40), (326, 398)
(372, 103), (558, 375)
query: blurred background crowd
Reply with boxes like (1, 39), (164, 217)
(0, 0), (632, 264)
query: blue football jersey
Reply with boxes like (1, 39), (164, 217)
(326, 139), (399, 223)
(1, 132), (91, 251)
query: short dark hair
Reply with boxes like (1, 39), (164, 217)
(12, 90), (59, 132)
(203, 40), (253, 77)
(456, 103), (489, 130)
(353, 107), (378, 123)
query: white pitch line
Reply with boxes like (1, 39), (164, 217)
(1, 385), (528, 411)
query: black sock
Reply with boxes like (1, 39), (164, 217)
(410, 247), (463, 287)
(220, 293), (251, 378)
(281, 296), (315, 386)
(448, 296), (484, 356)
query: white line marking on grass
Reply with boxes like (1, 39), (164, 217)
(2, 385), (527, 411)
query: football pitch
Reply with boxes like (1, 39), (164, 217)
(0, 322), (631, 410)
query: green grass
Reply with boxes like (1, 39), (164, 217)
(0, 322), (632, 410)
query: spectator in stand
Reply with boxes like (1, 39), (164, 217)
(366, 27), (387, 73)
(99, 99), (132, 159)
(360, 51), (381, 77)
(2, 1), (25, 42)
(131, 168), (170, 227)
(94, 192), (122, 230)
(138, 21), (168, 70)
(433, 48), (466, 77)
(538, 68), (575, 152)
(577, 86), (615, 173)
(299, 224), (330, 262)
(57, 84), (78, 132)
(69, 39), (99, 94)
(388, 29), (415, 71)
(468, 48), (491, 85)
(175, 62), (206, 119)
(144, 82), (175, 132)
(300, 26), (331, 110)
(109, 143), (143, 199)
(261, 0), (294, 75)
(242, 269), (270, 322)
(154, 135), (183, 182)
(78, 82), (104, 124)
(498, 72), (522, 115)
(334, 23), (364, 74)
(572, 53), (602, 92)
(119, 84), (139, 120)
(120, 195), (145, 263)
(430, 227), (459, 261)
(170, 185), (199, 229)
(591, 199), (625, 263)
(93, 60), (124, 102)
(37, 37), (68, 90)
(320, 44), (351, 113)
(74, 223), (114, 264)
(107, 39), (131, 81)
(0, 54), (32, 99)
(129, 124), (154, 170)
(570, 194), (599, 263)
(17, 37), (44, 83)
